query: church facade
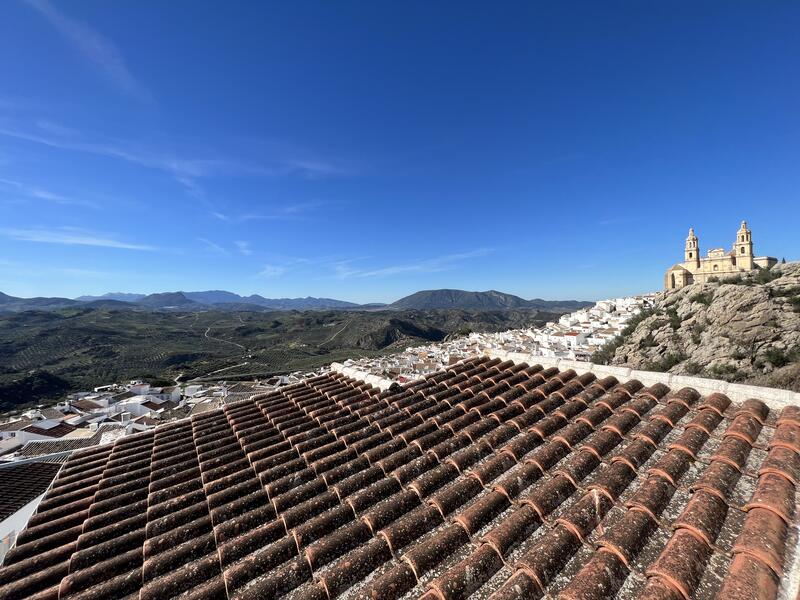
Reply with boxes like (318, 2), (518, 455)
(664, 221), (777, 290)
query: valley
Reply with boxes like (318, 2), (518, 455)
(0, 306), (560, 410)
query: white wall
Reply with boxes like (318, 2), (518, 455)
(0, 494), (45, 565)
(0, 431), (50, 452)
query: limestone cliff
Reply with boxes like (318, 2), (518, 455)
(598, 262), (800, 391)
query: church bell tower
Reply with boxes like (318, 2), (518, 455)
(685, 227), (700, 268)
(733, 220), (754, 270)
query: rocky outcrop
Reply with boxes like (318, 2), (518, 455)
(606, 263), (800, 390)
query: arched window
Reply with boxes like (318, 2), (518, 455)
(740, 247), (745, 254)
(688, 252), (693, 258)
(670, 274), (676, 288)
(713, 264), (719, 271)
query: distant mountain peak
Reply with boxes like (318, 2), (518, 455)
(390, 289), (591, 311)
(75, 292), (146, 302)
(136, 292), (197, 308)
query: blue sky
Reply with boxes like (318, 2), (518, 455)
(1, 1), (798, 303)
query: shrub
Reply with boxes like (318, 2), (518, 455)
(661, 352), (686, 370)
(731, 348), (747, 361)
(791, 297), (800, 313)
(690, 323), (706, 344)
(707, 276), (719, 283)
(722, 274), (746, 285)
(753, 268), (781, 284)
(768, 286), (800, 298)
(622, 308), (657, 336)
(646, 352), (686, 372)
(709, 363), (744, 381)
(684, 361), (702, 375)
(590, 337), (621, 365)
(763, 346), (800, 368)
(667, 308), (682, 331)
(689, 291), (714, 306)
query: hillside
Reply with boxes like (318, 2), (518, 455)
(594, 262), (800, 390)
(0, 307), (562, 410)
(0, 292), (79, 311)
(391, 289), (591, 311)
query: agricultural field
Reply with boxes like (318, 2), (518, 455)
(0, 306), (559, 410)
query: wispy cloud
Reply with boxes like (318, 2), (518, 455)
(2, 226), (157, 250)
(211, 211), (281, 223)
(248, 254), (342, 281)
(0, 122), (351, 196)
(24, 0), (153, 103)
(280, 201), (327, 214)
(0, 123), (267, 196)
(334, 248), (494, 279)
(197, 237), (229, 255)
(259, 264), (287, 278)
(283, 160), (352, 178)
(0, 177), (98, 208)
(211, 201), (329, 223)
(234, 240), (252, 256)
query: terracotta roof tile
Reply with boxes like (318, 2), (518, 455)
(0, 418), (35, 432)
(20, 422), (78, 439)
(1, 357), (798, 600)
(0, 462), (62, 521)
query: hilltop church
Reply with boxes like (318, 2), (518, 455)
(664, 221), (777, 290)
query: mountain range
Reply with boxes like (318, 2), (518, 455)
(0, 288), (591, 312)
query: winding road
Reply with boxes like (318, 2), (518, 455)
(322, 320), (351, 345)
(204, 326), (247, 350)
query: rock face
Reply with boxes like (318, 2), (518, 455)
(608, 263), (800, 390)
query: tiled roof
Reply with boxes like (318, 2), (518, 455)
(224, 392), (263, 405)
(142, 400), (179, 411)
(0, 462), (62, 521)
(21, 422), (78, 439)
(0, 418), (34, 432)
(38, 409), (68, 421)
(18, 453), (73, 465)
(70, 400), (103, 412)
(13, 431), (104, 458)
(227, 383), (261, 393)
(0, 357), (798, 600)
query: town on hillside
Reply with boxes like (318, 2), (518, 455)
(340, 294), (657, 383)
